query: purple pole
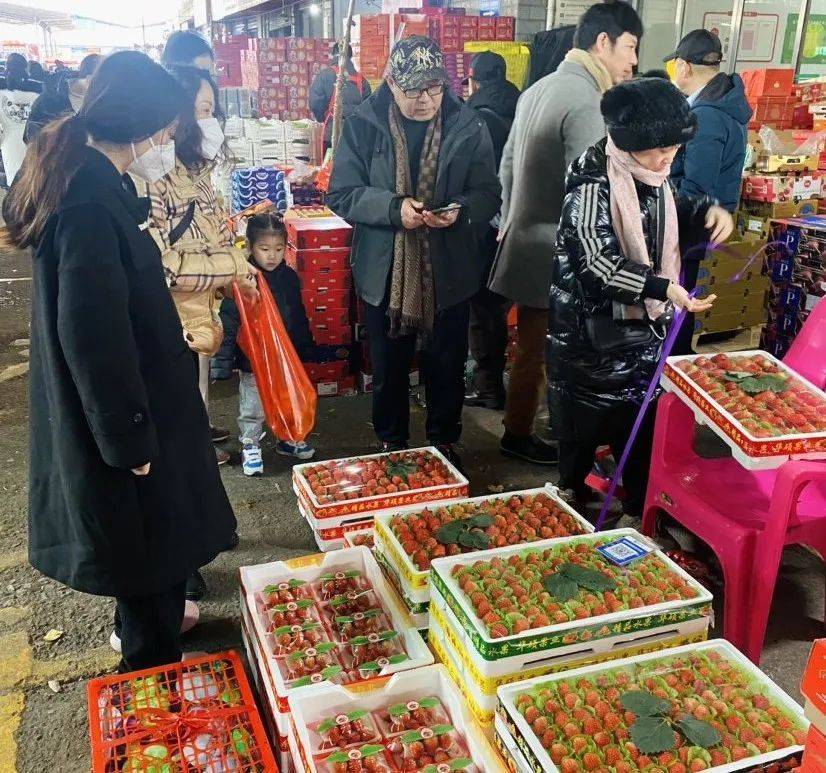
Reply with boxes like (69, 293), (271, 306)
(593, 291), (697, 531)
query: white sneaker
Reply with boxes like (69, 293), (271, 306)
(241, 442), (264, 476)
(109, 601), (200, 654)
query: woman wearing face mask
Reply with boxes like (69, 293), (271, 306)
(2, 51), (237, 672)
(141, 65), (251, 600)
(548, 77), (733, 525)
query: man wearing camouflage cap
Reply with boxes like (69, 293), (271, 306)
(328, 36), (501, 466)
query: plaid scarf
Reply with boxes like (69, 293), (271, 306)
(387, 102), (442, 341)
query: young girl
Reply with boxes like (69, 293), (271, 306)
(237, 212), (317, 474)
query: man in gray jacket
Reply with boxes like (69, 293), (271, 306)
(489, 0), (642, 465)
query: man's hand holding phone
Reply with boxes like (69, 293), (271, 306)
(423, 202), (461, 229)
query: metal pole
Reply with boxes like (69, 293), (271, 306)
(673, 0), (687, 51)
(726, 0), (747, 74)
(792, 0), (813, 78)
(330, 0), (356, 155)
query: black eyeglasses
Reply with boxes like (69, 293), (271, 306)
(403, 83), (444, 100)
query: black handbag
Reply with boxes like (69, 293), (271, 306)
(584, 185), (670, 354)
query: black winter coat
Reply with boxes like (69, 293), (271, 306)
(28, 148), (236, 597)
(547, 139), (713, 442)
(212, 261), (316, 378)
(466, 79), (520, 169)
(309, 63), (372, 144)
(326, 84), (501, 311)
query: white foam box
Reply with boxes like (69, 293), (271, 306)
(429, 529), (713, 678)
(239, 547), (433, 736)
(373, 485), (594, 609)
(662, 350), (826, 470)
(342, 526), (375, 550)
(292, 446), (469, 522)
(289, 664), (502, 772)
(496, 639), (808, 773)
(298, 495), (374, 547)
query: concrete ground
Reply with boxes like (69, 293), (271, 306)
(0, 247), (822, 771)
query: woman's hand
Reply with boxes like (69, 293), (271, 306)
(131, 462), (151, 476)
(667, 282), (717, 313)
(705, 206), (734, 244)
(238, 272), (260, 304)
(423, 205), (460, 229)
(401, 198), (425, 230)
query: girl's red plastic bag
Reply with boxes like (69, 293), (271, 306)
(233, 275), (317, 442)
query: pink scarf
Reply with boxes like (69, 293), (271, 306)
(605, 136), (680, 320)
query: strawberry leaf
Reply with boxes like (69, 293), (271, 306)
(629, 716), (678, 754)
(675, 715), (722, 748)
(458, 530), (490, 550)
(435, 521), (465, 545)
(620, 691), (672, 717)
(542, 572), (579, 602)
(739, 375), (789, 394)
(387, 461), (418, 482)
(470, 513), (494, 528)
(560, 563), (617, 592)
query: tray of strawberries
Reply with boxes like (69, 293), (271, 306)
(496, 639), (808, 773)
(343, 528), (376, 550)
(289, 664), (500, 773)
(662, 351), (826, 469)
(373, 486), (593, 605)
(87, 650), (277, 773)
(293, 447), (469, 520)
(239, 548), (432, 715)
(429, 530), (713, 675)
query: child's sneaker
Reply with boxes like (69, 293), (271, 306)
(276, 440), (316, 460)
(241, 442), (264, 476)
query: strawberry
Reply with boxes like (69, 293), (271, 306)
(550, 743), (567, 762)
(582, 752), (601, 770)
(689, 760), (708, 772)
(560, 758), (579, 773)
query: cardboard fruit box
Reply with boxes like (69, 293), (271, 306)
(297, 495), (374, 551)
(662, 351), (826, 470)
(372, 485), (593, 610)
(238, 547), (433, 736)
(292, 446), (469, 521)
(288, 664), (502, 772)
(496, 639), (807, 773)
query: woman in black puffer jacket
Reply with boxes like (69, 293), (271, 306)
(547, 78), (733, 522)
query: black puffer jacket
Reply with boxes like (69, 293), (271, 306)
(547, 138), (713, 441)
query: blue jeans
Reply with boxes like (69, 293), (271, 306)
(238, 371), (265, 444)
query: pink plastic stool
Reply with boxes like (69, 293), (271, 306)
(642, 393), (826, 663)
(784, 298), (826, 387)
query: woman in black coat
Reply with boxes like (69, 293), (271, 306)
(547, 78), (733, 522)
(3, 51), (237, 672)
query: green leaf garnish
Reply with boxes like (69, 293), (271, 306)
(435, 521), (465, 544)
(560, 563), (617, 592)
(387, 461), (418, 482)
(629, 716), (679, 753)
(470, 513), (494, 528)
(620, 690), (672, 717)
(422, 759), (473, 773)
(458, 530), (490, 550)
(675, 715), (722, 748)
(542, 572), (579, 602)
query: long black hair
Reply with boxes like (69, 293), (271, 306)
(162, 31), (214, 69)
(3, 53), (32, 90)
(166, 65), (227, 171)
(4, 51), (185, 249)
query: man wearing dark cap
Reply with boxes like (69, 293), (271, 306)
(327, 36), (500, 465)
(666, 29), (752, 212)
(666, 29), (752, 353)
(463, 50), (521, 410)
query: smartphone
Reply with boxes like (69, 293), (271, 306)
(429, 203), (462, 215)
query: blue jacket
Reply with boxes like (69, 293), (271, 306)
(671, 73), (752, 214)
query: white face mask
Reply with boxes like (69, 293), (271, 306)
(128, 137), (176, 183)
(198, 116), (224, 161)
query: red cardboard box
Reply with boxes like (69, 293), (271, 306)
(310, 310), (353, 345)
(743, 68), (795, 98)
(742, 174), (822, 202)
(303, 359), (349, 384)
(285, 245), (350, 272)
(286, 214), (352, 250)
(301, 287), (351, 312)
(300, 269), (352, 293)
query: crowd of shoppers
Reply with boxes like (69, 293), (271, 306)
(6, 3), (741, 672)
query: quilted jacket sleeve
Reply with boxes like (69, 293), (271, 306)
(558, 173), (670, 305)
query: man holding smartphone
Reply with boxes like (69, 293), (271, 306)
(327, 36), (501, 466)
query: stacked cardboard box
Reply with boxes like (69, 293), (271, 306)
(761, 216), (826, 358)
(215, 35), (249, 87)
(284, 209), (358, 396)
(744, 67), (810, 130)
(241, 37), (335, 119)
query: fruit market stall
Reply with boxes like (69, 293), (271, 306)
(428, 530), (713, 723)
(662, 351), (826, 469)
(495, 640), (808, 773)
(372, 486), (593, 631)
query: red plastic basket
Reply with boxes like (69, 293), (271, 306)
(87, 650), (278, 772)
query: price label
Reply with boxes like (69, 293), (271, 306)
(596, 536), (652, 566)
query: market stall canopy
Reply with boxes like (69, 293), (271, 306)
(0, 2), (73, 28)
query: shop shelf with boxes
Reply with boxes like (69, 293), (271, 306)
(427, 530), (713, 725)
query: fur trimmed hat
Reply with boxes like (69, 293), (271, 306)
(601, 78), (698, 152)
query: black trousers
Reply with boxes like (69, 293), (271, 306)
(114, 581), (187, 672)
(468, 287), (510, 396)
(364, 296), (470, 446)
(558, 400), (657, 519)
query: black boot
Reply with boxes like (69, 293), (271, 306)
(464, 389), (506, 410)
(186, 570), (207, 601)
(435, 444), (464, 473)
(500, 432), (559, 465)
